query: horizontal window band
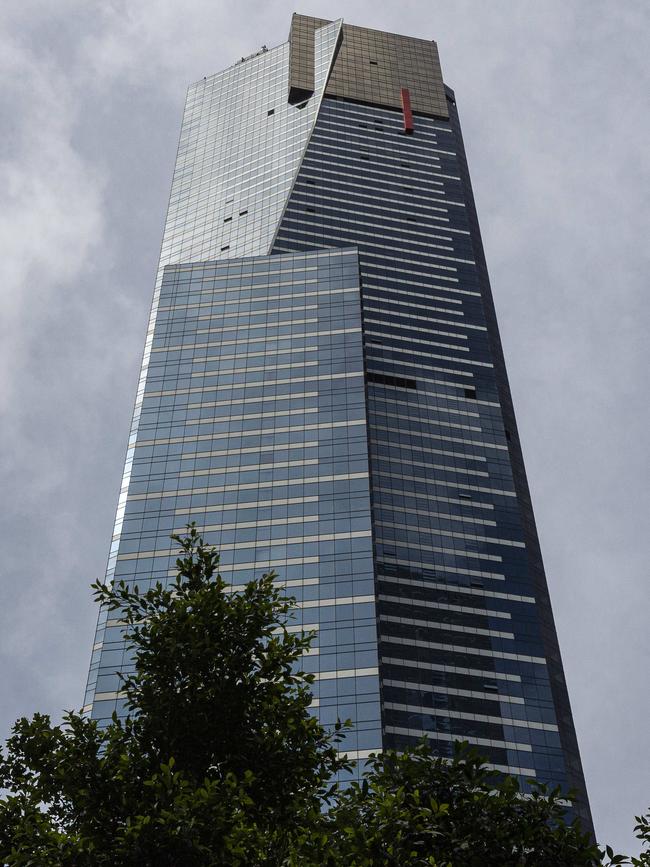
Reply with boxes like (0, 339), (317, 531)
(372, 484), (496, 511)
(378, 593), (510, 619)
(289, 173), (451, 215)
(384, 701), (558, 733)
(116, 529), (372, 560)
(371, 467), (517, 499)
(380, 613), (515, 640)
(320, 100), (454, 136)
(182, 555), (321, 574)
(368, 412), (480, 440)
(316, 109), (457, 150)
(158, 286), (357, 310)
(364, 297), (486, 331)
(380, 655), (521, 682)
(376, 539), (502, 564)
(280, 218), (470, 268)
(311, 122), (456, 159)
(377, 572), (533, 600)
(299, 159), (466, 208)
(337, 748), (380, 761)
(370, 434), (488, 464)
(299, 594), (375, 609)
(177, 441), (320, 459)
(382, 635), (547, 665)
(175, 494), (319, 516)
(151, 326), (362, 354)
(126, 470), (370, 501)
(385, 728), (536, 770)
(314, 666), (379, 681)
(382, 677), (524, 705)
(374, 500), (495, 527)
(372, 455), (489, 479)
(175, 514), (320, 533)
(377, 559), (506, 586)
(144, 370), (366, 401)
(192, 317), (319, 335)
(359, 258), (476, 293)
(291, 185), (470, 238)
(285, 210), (458, 255)
(367, 357), (476, 386)
(364, 325), (491, 368)
(364, 305), (473, 338)
(375, 519), (526, 548)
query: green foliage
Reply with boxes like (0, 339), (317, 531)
(0, 526), (348, 865)
(302, 741), (607, 866)
(0, 526), (647, 866)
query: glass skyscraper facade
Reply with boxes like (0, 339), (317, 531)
(84, 14), (592, 829)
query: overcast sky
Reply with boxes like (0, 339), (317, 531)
(1, 0), (648, 855)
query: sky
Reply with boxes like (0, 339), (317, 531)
(1, 0), (648, 855)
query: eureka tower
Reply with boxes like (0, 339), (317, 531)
(84, 14), (592, 830)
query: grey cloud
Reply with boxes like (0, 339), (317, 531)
(0, 0), (647, 857)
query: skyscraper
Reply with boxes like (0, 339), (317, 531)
(84, 14), (592, 829)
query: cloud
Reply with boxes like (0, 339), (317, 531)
(0, 0), (647, 857)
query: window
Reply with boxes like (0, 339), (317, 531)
(239, 210), (248, 216)
(267, 108), (275, 116)
(223, 216), (232, 223)
(220, 245), (230, 251)
(367, 372), (416, 390)
(369, 60), (378, 66)
(464, 388), (477, 399)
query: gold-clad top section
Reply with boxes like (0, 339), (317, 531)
(288, 13), (448, 119)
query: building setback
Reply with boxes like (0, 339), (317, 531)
(84, 14), (593, 831)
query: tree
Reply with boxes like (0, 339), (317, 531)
(0, 527), (646, 865)
(0, 526), (349, 865)
(308, 742), (634, 867)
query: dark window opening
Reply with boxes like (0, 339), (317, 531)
(369, 60), (378, 66)
(239, 210), (248, 216)
(464, 387), (477, 399)
(220, 245), (230, 251)
(406, 216), (418, 222)
(225, 198), (233, 204)
(267, 108), (275, 116)
(505, 428), (512, 441)
(306, 179), (316, 184)
(306, 207), (315, 213)
(223, 216), (232, 223)
(367, 372), (416, 390)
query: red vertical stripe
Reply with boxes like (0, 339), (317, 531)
(401, 87), (414, 135)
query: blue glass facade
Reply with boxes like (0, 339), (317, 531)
(85, 247), (382, 761)
(85, 13), (591, 827)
